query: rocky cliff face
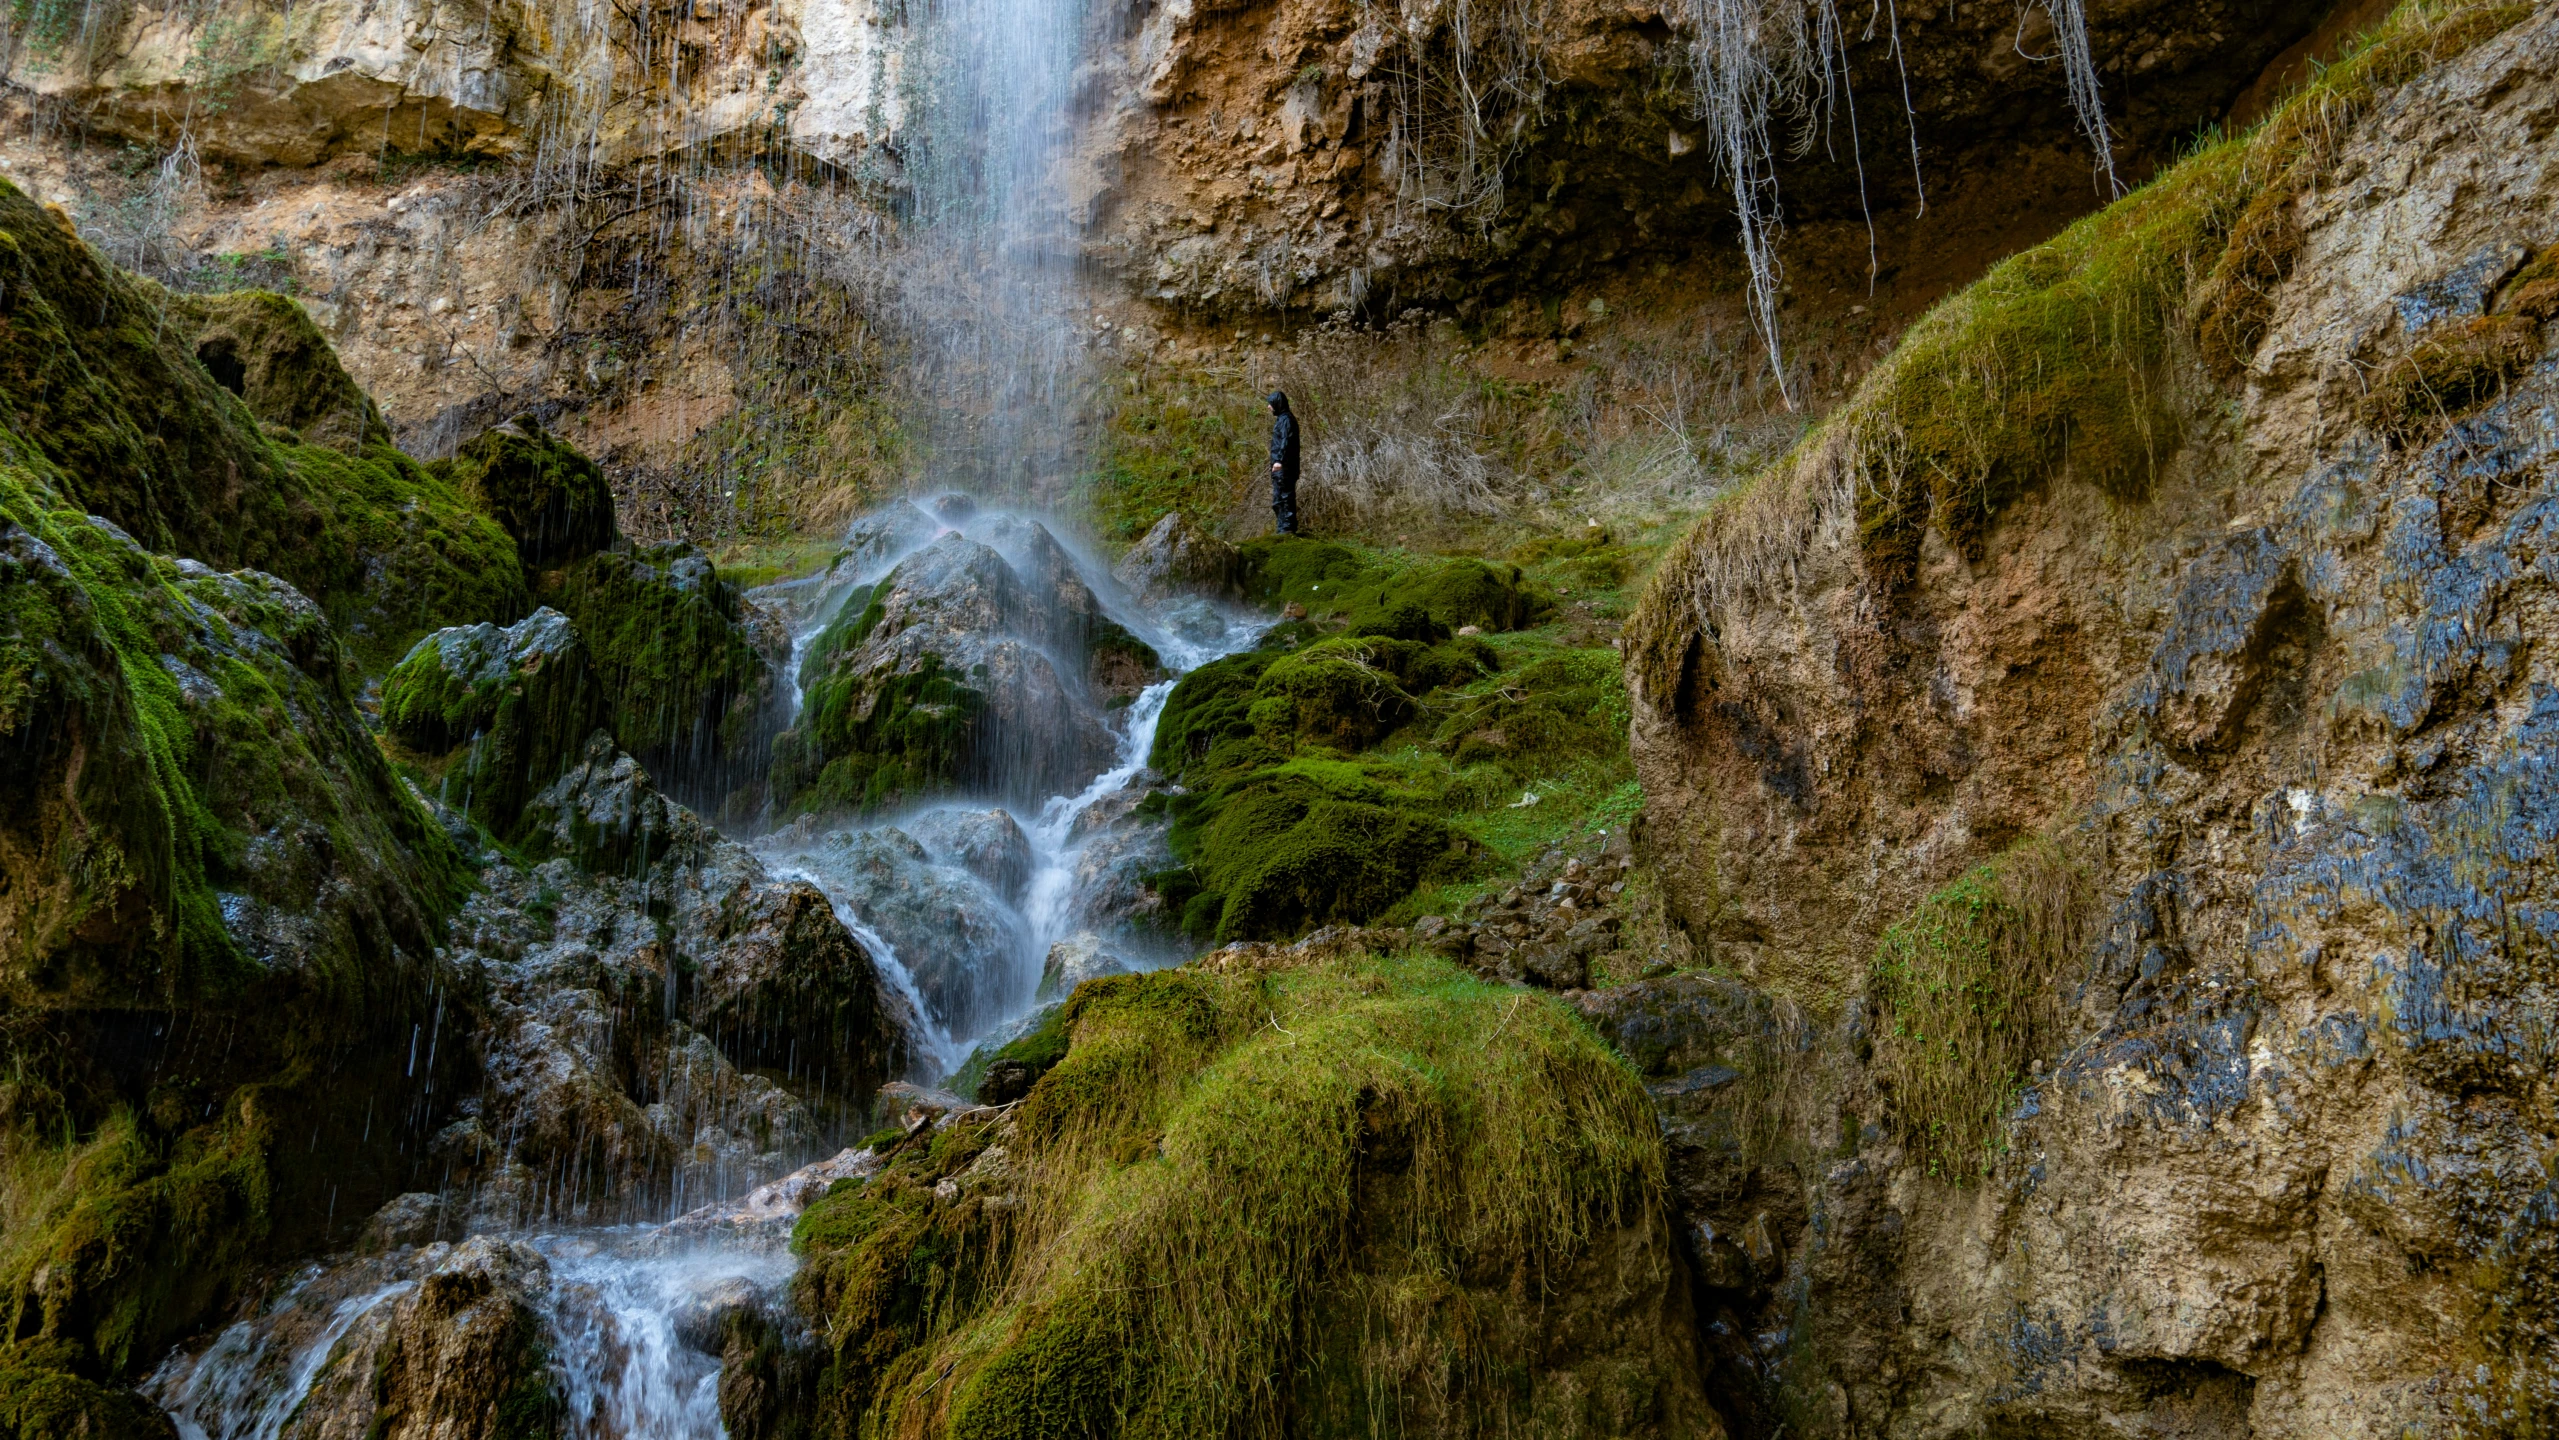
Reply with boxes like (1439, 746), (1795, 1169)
(1622, 4), (2558, 1433)
(1, 0), (2335, 528)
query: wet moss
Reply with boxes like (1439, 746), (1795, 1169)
(773, 653), (987, 817)
(1236, 537), (1552, 633)
(539, 544), (774, 787)
(796, 952), (1689, 1440)
(165, 290), (388, 454)
(948, 1005), (1072, 1104)
(1869, 839), (2092, 1182)
(0, 181), (526, 674)
(0, 1102), (271, 1380)
(379, 611), (610, 839)
(434, 422), (619, 568)
(0, 1339), (177, 1440)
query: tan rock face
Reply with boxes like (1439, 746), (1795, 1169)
(1624, 10), (2559, 1436)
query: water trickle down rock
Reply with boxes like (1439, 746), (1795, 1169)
(445, 737), (916, 1224)
(762, 825), (1029, 1041)
(769, 529), (1134, 815)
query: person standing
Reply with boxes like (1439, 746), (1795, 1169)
(1267, 390), (1302, 536)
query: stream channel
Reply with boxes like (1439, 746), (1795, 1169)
(146, 500), (1263, 1439)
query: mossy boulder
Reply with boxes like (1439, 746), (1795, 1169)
(1236, 536), (1553, 633)
(1249, 634), (1493, 751)
(1, 459), (475, 1383)
(791, 952), (1715, 1439)
(771, 532), (1130, 817)
(0, 1339), (179, 1440)
(166, 289), (389, 454)
(0, 471), (466, 1012)
(381, 608), (610, 839)
(539, 542), (781, 804)
(0, 179), (526, 672)
(438, 420), (619, 568)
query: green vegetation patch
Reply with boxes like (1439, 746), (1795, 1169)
(434, 422), (620, 568)
(1079, 367), (1264, 542)
(379, 610), (610, 840)
(1629, 0), (2540, 686)
(539, 544), (774, 774)
(0, 181), (526, 674)
(1868, 838), (2092, 1182)
(1146, 540), (1632, 939)
(771, 653), (987, 818)
(1236, 536), (1553, 633)
(793, 952), (1689, 1440)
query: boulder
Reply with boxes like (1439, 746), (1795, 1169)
(540, 541), (781, 803)
(1038, 931), (1131, 1001)
(284, 1238), (560, 1440)
(1113, 510), (1244, 604)
(905, 807), (1035, 902)
(770, 533), (1127, 814)
(381, 607), (609, 836)
(762, 827), (1027, 1039)
(439, 418), (618, 567)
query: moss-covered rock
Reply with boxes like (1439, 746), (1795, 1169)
(791, 951), (1715, 1440)
(381, 608), (610, 839)
(0, 1339), (179, 1440)
(437, 420), (620, 568)
(539, 542), (780, 803)
(1236, 536), (1553, 633)
(165, 290), (390, 454)
(771, 532), (1130, 817)
(0, 179), (526, 672)
(1, 452), (472, 1385)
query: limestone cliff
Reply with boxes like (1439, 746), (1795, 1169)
(1623, 4), (2557, 1432)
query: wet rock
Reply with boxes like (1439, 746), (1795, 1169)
(930, 492), (978, 523)
(1112, 510), (1245, 604)
(771, 533), (1123, 813)
(453, 755), (912, 1219)
(1038, 931), (1131, 1000)
(540, 541), (782, 804)
(287, 1237), (558, 1440)
(763, 825), (1027, 1038)
(382, 606), (609, 835)
(905, 806), (1035, 901)
(359, 1193), (447, 1253)
(439, 418), (618, 566)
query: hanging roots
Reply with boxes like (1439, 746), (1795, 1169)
(1671, 0), (2117, 406)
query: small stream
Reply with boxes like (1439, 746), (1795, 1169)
(150, 500), (1258, 1440)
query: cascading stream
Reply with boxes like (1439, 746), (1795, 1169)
(154, 500), (1260, 1440)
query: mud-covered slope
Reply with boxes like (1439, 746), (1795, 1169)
(1620, 4), (2557, 1434)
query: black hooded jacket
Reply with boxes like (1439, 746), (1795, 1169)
(1267, 391), (1300, 486)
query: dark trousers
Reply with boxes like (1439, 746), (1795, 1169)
(1271, 471), (1299, 535)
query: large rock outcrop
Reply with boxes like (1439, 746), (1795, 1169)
(1620, 7), (2559, 1434)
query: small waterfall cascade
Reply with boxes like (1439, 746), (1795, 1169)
(151, 501), (1259, 1439)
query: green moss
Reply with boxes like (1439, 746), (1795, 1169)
(800, 951), (1686, 1440)
(773, 653), (986, 818)
(1868, 838), (2091, 1182)
(0, 1339), (176, 1440)
(1078, 367), (1264, 543)
(947, 1004), (1073, 1103)
(538, 544), (773, 778)
(0, 1102), (271, 1380)
(1234, 537), (1552, 634)
(166, 290), (388, 454)
(0, 185), (527, 674)
(379, 612), (609, 839)
(433, 422), (618, 568)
